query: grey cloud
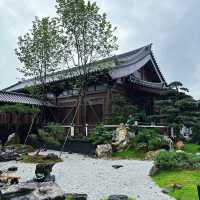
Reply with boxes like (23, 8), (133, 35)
(1, 0), (200, 99)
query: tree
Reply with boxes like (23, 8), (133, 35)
(56, 0), (118, 123)
(169, 81), (189, 93)
(151, 81), (200, 137)
(15, 17), (63, 101)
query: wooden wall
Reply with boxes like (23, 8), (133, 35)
(0, 113), (34, 125)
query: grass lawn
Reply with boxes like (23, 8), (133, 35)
(183, 143), (200, 154)
(153, 169), (200, 200)
(112, 148), (145, 160)
(20, 154), (62, 164)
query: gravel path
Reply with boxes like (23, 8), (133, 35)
(0, 151), (174, 200)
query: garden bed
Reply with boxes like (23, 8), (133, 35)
(112, 148), (145, 160)
(20, 154), (62, 164)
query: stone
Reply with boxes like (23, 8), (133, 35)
(162, 188), (171, 194)
(65, 193), (87, 200)
(8, 166), (18, 172)
(173, 184), (183, 190)
(0, 181), (65, 200)
(149, 165), (159, 176)
(112, 165), (123, 169)
(112, 123), (129, 152)
(163, 135), (174, 151)
(96, 144), (112, 158)
(108, 195), (128, 200)
(44, 153), (59, 160)
(5, 133), (20, 146)
(175, 141), (184, 150)
(35, 163), (55, 182)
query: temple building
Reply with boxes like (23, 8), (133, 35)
(3, 44), (168, 127)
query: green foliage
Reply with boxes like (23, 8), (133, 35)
(30, 123), (65, 149)
(151, 81), (200, 138)
(108, 96), (138, 124)
(0, 104), (40, 114)
(155, 151), (200, 170)
(38, 128), (61, 149)
(134, 128), (166, 151)
(191, 123), (200, 144)
(15, 16), (63, 98)
(90, 124), (112, 145)
(55, 0), (118, 91)
(56, 0), (118, 64)
(46, 122), (65, 142)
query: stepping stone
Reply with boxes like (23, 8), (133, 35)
(108, 195), (128, 200)
(65, 193), (87, 200)
(8, 166), (18, 172)
(112, 165), (123, 169)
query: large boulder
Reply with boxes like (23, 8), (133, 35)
(96, 144), (112, 158)
(112, 123), (129, 152)
(175, 141), (184, 150)
(0, 181), (65, 200)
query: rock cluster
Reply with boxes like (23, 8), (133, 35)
(0, 181), (65, 200)
(96, 123), (130, 158)
(0, 163), (65, 200)
(0, 150), (19, 162)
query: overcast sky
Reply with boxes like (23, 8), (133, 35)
(0, 0), (200, 99)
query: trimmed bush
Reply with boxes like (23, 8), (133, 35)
(134, 128), (166, 152)
(90, 124), (112, 145)
(46, 122), (65, 142)
(155, 151), (200, 170)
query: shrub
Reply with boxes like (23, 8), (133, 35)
(42, 137), (61, 149)
(90, 124), (112, 145)
(46, 122), (65, 142)
(155, 151), (200, 170)
(191, 123), (200, 144)
(107, 96), (138, 124)
(134, 128), (166, 151)
(38, 129), (61, 149)
(30, 129), (61, 150)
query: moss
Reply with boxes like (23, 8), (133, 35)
(152, 169), (200, 200)
(184, 143), (200, 154)
(20, 154), (62, 164)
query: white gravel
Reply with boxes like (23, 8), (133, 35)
(0, 151), (174, 200)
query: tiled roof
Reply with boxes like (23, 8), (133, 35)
(4, 44), (167, 92)
(0, 91), (54, 106)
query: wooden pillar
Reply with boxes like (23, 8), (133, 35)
(104, 88), (113, 122)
